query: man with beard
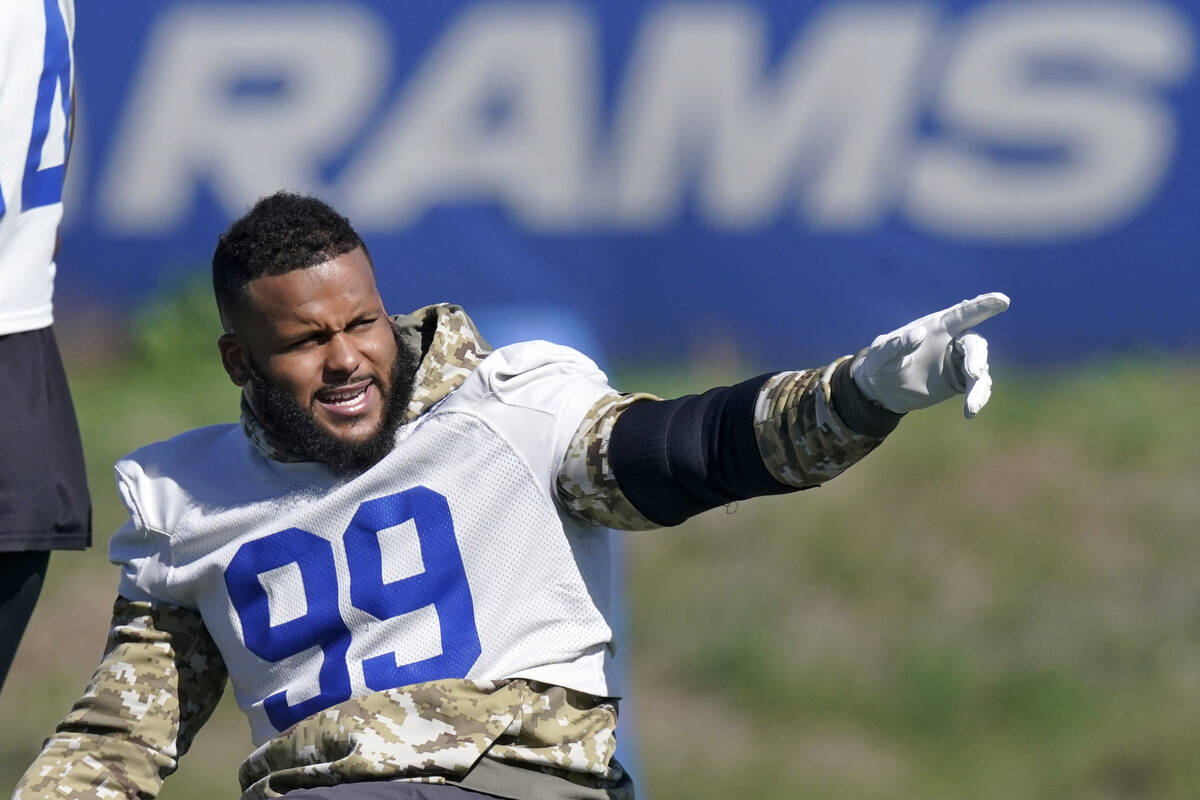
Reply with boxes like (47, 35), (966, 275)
(14, 192), (1008, 800)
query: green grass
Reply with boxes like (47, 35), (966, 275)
(624, 360), (1200, 800)
(3, 286), (1199, 799)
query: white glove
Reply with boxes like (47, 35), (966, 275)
(851, 292), (1010, 419)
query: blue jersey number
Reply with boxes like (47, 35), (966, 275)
(224, 486), (481, 731)
(0, 0), (72, 220)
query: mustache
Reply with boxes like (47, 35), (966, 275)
(245, 364), (378, 397)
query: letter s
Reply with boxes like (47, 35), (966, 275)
(906, 2), (1193, 240)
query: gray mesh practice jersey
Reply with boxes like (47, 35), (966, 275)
(110, 342), (618, 745)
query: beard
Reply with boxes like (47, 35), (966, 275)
(247, 329), (419, 477)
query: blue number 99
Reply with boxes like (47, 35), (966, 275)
(225, 487), (481, 731)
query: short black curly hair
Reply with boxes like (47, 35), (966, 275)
(213, 191), (371, 331)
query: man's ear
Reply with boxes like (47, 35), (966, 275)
(218, 333), (251, 387)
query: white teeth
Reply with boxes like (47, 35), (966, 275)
(323, 386), (367, 405)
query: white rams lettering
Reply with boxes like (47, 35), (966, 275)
(98, 1), (1192, 241)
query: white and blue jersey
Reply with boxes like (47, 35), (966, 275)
(110, 342), (619, 745)
(0, 0), (74, 334)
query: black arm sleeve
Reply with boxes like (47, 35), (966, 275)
(608, 374), (795, 527)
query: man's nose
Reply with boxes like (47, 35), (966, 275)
(323, 333), (360, 378)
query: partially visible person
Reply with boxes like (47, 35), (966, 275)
(0, 0), (91, 691)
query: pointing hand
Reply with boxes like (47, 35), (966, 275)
(850, 292), (1010, 419)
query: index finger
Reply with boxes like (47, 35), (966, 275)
(939, 292), (1010, 335)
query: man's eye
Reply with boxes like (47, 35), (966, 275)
(350, 318), (375, 330)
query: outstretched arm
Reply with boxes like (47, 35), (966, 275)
(558, 293), (1009, 529)
(13, 598), (226, 800)
(556, 358), (898, 528)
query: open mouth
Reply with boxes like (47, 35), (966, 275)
(316, 380), (375, 417)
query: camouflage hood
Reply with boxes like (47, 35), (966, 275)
(241, 304), (493, 463)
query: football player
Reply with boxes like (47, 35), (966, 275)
(14, 192), (1007, 800)
(0, 0), (91, 694)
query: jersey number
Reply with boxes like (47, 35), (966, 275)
(0, 0), (71, 220)
(224, 486), (482, 731)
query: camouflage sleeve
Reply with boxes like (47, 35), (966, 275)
(556, 391), (663, 531)
(753, 354), (899, 488)
(13, 598), (227, 800)
(235, 678), (626, 799)
(557, 356), (899, 527)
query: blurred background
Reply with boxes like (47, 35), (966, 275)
(4, 1), (1200, 798)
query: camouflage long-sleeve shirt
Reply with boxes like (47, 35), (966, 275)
(14, 304), (894, 800)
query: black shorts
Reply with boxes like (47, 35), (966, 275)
(0, 326), (91, 551)
(283, 783), (494, 799)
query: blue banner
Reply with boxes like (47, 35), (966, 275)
(60, 0), (1200, 365)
